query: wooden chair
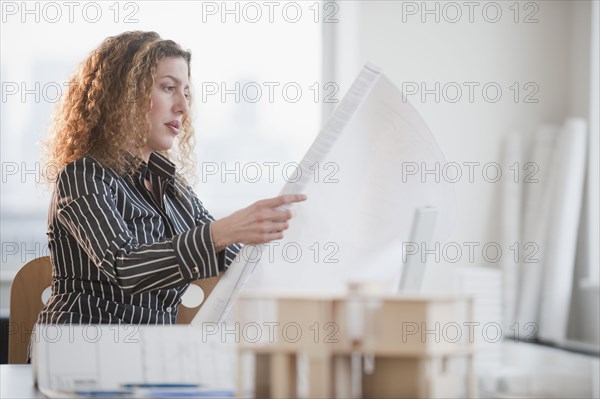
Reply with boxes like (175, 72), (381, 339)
(8, 255), (221, 363)
(176, 275), (222, 324)
(8, 256), (52, 364)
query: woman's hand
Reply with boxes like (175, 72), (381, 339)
(210, 194), (307, 248)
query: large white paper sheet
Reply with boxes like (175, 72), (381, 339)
(538, 119), (587, 342)
(514, 119), (587, 343)
(193, 63), (456, 325)
(516, 126), (558, 335)
(500, 131), (524, 334)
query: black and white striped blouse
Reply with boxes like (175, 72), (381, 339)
(37, 152), (241, 325)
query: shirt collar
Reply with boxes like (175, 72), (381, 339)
(147, 152), (176, 179)
(125, 151), (177, 180)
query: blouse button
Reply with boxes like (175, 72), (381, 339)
(193, 267), (199, 273)
(166, 307), (172, 313)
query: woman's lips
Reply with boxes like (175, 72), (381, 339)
(165, 122), (180, 134)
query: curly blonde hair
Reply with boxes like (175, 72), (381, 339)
(45, 31), (196, 181)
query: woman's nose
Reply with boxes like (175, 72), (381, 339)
(174, 90), (189, 115)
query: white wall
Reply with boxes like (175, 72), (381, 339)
(335, 0), (572, 256)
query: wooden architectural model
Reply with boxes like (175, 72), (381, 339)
(236, 290), (477, 399)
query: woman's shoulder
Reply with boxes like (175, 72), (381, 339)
(59, 156), (118, 178)
(55, 156), (120, 196)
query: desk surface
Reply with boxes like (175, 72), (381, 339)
(2, 342), (598, 399)
(0, 364), (44, 398)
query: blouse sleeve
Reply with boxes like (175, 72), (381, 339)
(190, 194), (243, 272)
(55, 157), (221, 295)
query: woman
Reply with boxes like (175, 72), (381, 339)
(37, 31), (305, 326)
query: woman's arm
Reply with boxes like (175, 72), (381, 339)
(55, 157), (307, 295)
(55, 157), (220, 295)
(191, 194), (242, 272)
(192, 194), (306, 273)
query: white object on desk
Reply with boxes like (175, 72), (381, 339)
(31, 325), (236, 397)
(397, 206), (437, 293)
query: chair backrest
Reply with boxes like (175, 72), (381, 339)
(176, 275), (222, 324)
(8, 256), (52, 364)
(8, 255), (220, 362)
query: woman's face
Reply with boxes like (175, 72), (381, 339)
(142, 56), (190, 161)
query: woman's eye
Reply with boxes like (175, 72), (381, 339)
(164, 85), (175, 92)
